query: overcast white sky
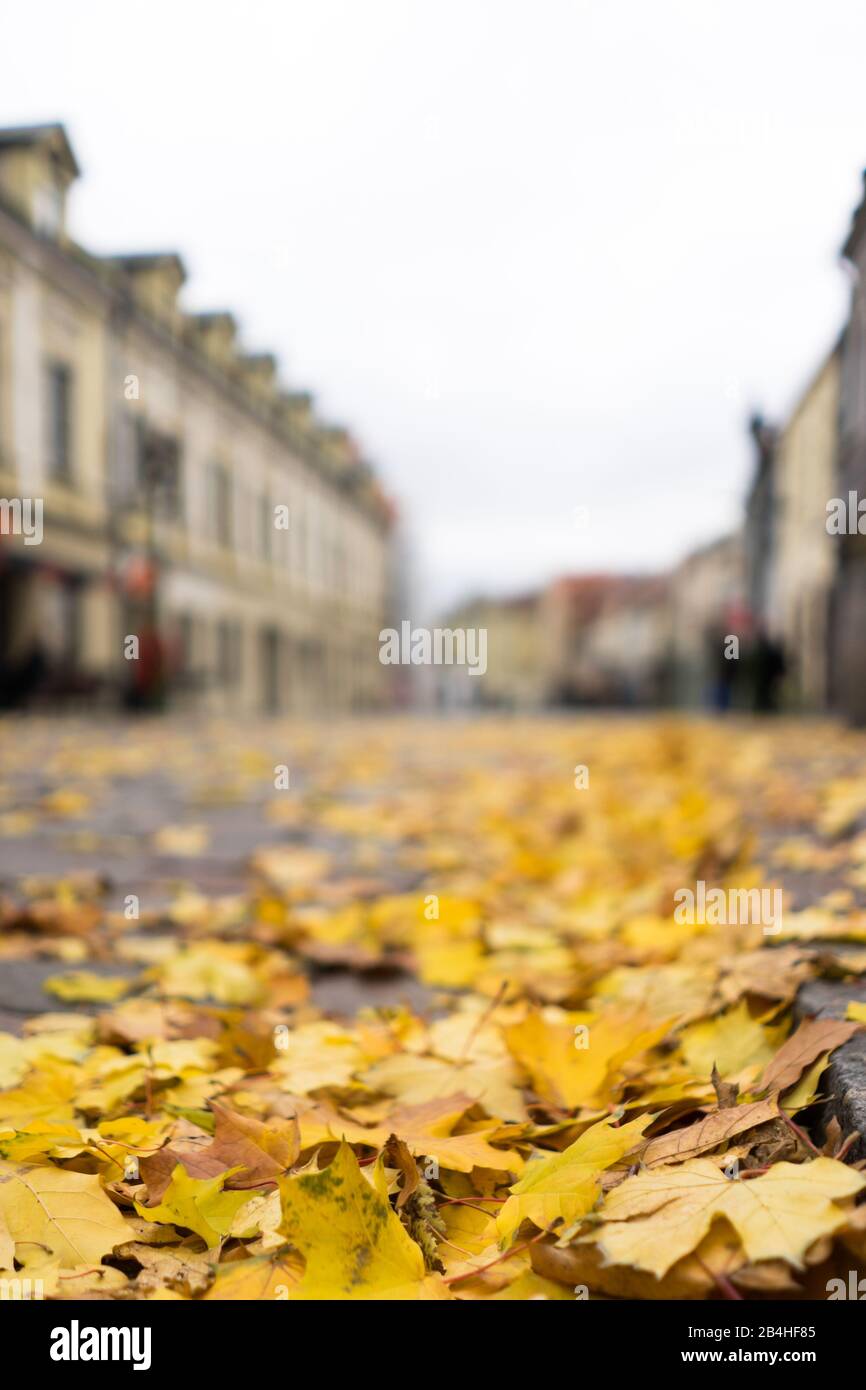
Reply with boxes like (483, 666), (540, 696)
(4, 0), (866, 611)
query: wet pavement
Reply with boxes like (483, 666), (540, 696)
(0, 715), (439, 1029)
(2, 712), (866, 1035)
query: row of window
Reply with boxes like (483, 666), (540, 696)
(34, 360), (368, 594)
(201, 458), (349, 588)
(177, 613), (379, 688)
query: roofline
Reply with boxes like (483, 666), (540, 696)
(0, 122), (80, 178)
(107, 251), (188, 282)
(0, 138), (391, 529)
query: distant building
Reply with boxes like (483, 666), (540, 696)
(580, 575), (673, 706)
(669, 534), (745, 706)
(435, 592), (543, 710)
(536, 574), (671, 706)
(0, 124), (392, 713)
(540, 574), (630, 704)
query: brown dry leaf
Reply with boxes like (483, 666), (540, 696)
(141, 1105), (299, 1202)
(119, 1241), (215, 1297)
(299, 1095), (524, 1175)
(759, 1017), (862, 1094)
(643, 1096), (780, 1166)
(206, 1103), (300, 1186)
(530, 1225), (791, 1300)
(717, 946), (815, 1007)
(381, 1134), (421, 1208)
(139, 1136), (224, 1203)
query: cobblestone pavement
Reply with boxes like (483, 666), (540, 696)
(0, 714), (440, 1029)
(1, 711), (865, 1033)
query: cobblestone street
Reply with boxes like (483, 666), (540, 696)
(3, 713), (866, 1028)
(0, 715), (441, 1027)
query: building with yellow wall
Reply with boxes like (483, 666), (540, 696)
(0, 124), (392, 713)
(437, 592), (544, 709)
(769, 343), (841, 709)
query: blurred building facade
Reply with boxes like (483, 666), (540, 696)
(540, 575), (627, 705)
(0, 124), (392, 714)
(769, 345), (841, 709)
(830, 173), (866, 723)
(436, 592), (543, 709)
(668, 535), (745, 707)
(437, 576), (673, 710)
(543, 575), (673, 706)
(743, 414), (779, 634)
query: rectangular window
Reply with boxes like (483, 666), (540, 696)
(178, 612), (194, 673)
(259, 493), (271, 561)
(296, 514), (307, 577)
(217, 618), (241, 684)
(46, 361), (72, 483)
(139, 426), (183, 522)
(207, 462), (233, 549)
(34, 183), (64, 237)
(112, 412), (138, 500)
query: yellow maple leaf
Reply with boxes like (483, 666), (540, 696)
(505, 1009), (673, 1109)
(362, 1051), (527, 1122)
(414, 939), (486, 987)
(0, 1160), (134, 1268)
(202, 1250), (303, 1300)
(134, 1164), (252, 1248)
(497, 1114), (649, 1245)
(678, 1001), (785, 1081)
(0, 1034), (33, 1089)
(593, 1156), (865, 1277)
(0, 1122), (84, 1162)
(437, 1200), (502, 1284)
(0, 1065), (78, 1128)
(43, 971), (132, 1003)
(150, 942), (266, 1005)
(270, 1020), (365, 1093)
(489, 1269), (574, 1300)
(279, 1141), (451, 1299)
